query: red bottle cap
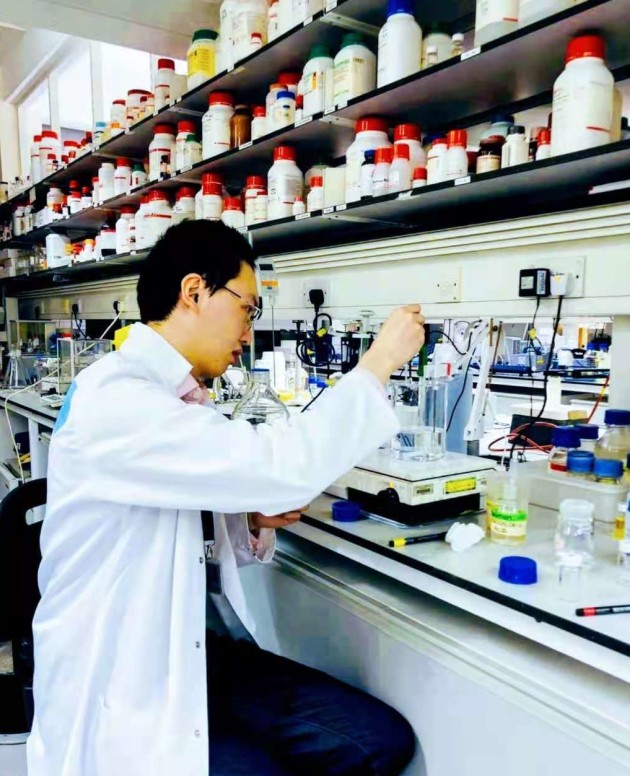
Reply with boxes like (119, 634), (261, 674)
(178, 120), (197, 135)
(116, 158), (132, 167)
(246, 175), (266, 189)
(154, 123), (176, 135)
(394, 123), (421, 142)
(356, 117), (389, 135)
(224, 197), (242, 211)
(374, 147), (393, 164)
(538, 128), (551, 145)
(157, 58), (175, 70)
(566, 34), (605, 63)
(413, 167), (427, 180)
(311, 176), (324, 188)
(274, 146), (297, 162)
(178, 186), (197, 198)
(149, 189), (170, 202)
(209, 91), (235, 106)
(202, 172), (223, 185)
(393, 144), (410, 160)
(253, 106), (266, 118)
(447, 129), (467, 148)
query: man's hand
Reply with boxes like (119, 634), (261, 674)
(359, 305), (426, 385)
(248, 507), (309, 531)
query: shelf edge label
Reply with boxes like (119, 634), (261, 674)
(323, 206), (335, 214)
(239, 140), (253, 150)
(303, 16), (313, 25)
(295, 116), (313, 127)
(325, 0), (337, 10)
(295, 212), (311, 221)
(398, 190), (413, 200)
(324, 106), (336, 115)
(461, 47), (481, 61)
(454, 176), (471, 186)
(336, 204), (347, 211)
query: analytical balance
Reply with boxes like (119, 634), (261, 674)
(326, 452), (496, 526)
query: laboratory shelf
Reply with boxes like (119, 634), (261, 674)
(5, 137), (630, 290)
(1, 206), (115, 249)
(331, 0), (630, 130)
(233, 138), (630, 253)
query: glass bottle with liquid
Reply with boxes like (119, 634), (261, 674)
(232, 369), (290, 426)
(487, 469), (528, 546)
(594, 409), (630, 464)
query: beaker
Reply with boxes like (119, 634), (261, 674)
(391, 377), (447, 461)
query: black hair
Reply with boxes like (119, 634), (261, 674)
(137, 220), (258, 324)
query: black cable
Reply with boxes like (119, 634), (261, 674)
(72, 310), (86, 339)
(446, 357), (473, 433)
(508, 295), (564, 468)
(301, 386), (327, 413)
(429, 329), (466, 356)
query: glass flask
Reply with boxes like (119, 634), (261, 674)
(3, 348), (31, 389)
(232, 369), (290, 426)
(391, 376), (447, 461)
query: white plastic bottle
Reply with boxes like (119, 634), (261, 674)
(81, 187), (93, 210)
(222, 197), (246, 228)
(378, 0), (422, 88)
(307, 175), (324, 211)
(99, 162), (116, 202)
(203, 92), (235, 158)
(373, 148), (393, 197)
(175, 120), (198, 171)
(345, 117), (391, 204)
(278, 0), (294, 34)
(268, 2), (280, 41)
(536, 128), (552, 160)
(219, 0), (236, 71)
(116, 206), (138, 254)
(422, 23), (453, 68)
(245, 175), (267, 225)
(271, 90), (296, 130)
(394, 123), (426, 170)
(251, 106), (268, 139)
(474, 0), (520, 47)
(334, 33), (377, 106)
(427, 137), (449, 184)
(302, 45), (334, 118)
(293, 0), (324, 24)
(201, 173), (224, 220)
(172, 186), (197, 225)
(360, 150), (376, 197)
(149, 124), (176, 181)
(30, 135), (42, 184)
(144, 190), (173, 247)
(292, 196), (306, 216)
(389, 144), (412, 193)
(132, 163), (148, 189)
(551, 34), (614, 157)
(446, 129), (469, 179)
(111, 98), (127, 130)
(501, 125), (529, 167)
(268, 145), (304, 220)
(188, 29), (218, 90)
(134, 195), (149, 250)
(233, 0), (268, 62)
(519, 0), (574, 28)
(114, 157), (132, 196)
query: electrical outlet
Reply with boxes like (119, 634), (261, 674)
(302, 280), (330, 307)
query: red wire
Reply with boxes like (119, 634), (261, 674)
(587, 375), (609, 422)
(488, 421), (556, 454)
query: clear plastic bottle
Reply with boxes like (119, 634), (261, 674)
(488, 470), (528, 546)
(548, 426), (581, 473)
(377, 0), (422, 89)
(232, 369), (290, 426)
(612, 501), (626, 541)
(594, 409), (630, 465)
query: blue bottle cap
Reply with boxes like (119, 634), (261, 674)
(252, 368), (270, 373)
(575, 424), (599, 440)
(490, 113), (515, 125)
(363, 149), (376, 163)
(567, 450), (594, 474)
(277, 90), (296, 100)
(604, 409), (630, 426)
(316, 378), (327, 388)
(387, 0), (415, 16)
(498, 556), (538, 585)
(332, 501), (363, 522)
(594, 458), (623, 479)
(551, 426), (581, 449)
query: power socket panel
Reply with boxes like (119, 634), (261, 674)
(302, 280), (330, 307)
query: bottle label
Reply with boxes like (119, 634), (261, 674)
(552, 80), (613, 153)
(334, 57), (370, 104)
(269, 176), (303, 217)
(188, 45), (215, 78)
(203, 113), (232, 154)
(233, 11), (267, 56)
(490, 508), (528, 539)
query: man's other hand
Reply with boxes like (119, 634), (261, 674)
(248, 507), (309, 531)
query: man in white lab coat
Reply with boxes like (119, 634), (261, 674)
(27, 221), (423, 776)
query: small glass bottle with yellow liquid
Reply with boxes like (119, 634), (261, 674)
(487, 469), (528, 546)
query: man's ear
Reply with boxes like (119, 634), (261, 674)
(181, 274), (205, 309)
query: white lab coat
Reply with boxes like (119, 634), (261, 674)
(26, 323), (398, 776)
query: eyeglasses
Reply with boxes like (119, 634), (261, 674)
(217, 286), (263, 328)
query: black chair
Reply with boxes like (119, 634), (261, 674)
(0, 479), (47, 734)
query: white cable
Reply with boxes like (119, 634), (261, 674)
(3, 313), (121, 484)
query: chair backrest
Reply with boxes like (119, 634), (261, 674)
(0, 479), (47, 642)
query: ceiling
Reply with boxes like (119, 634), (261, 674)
(0, 24), (25, 52)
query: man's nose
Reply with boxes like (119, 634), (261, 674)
(242, 328), (253, 346)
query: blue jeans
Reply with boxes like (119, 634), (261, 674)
(207, 634), (416, 776)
